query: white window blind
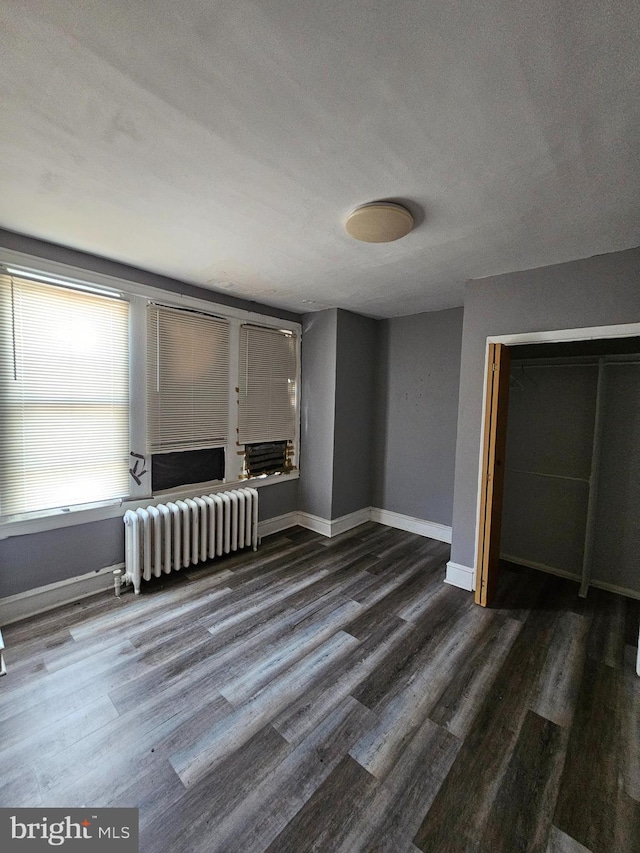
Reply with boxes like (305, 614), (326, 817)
(0, 273), (130, 516)
(238, 325), (297, 444)
(147, 305), (230, 452)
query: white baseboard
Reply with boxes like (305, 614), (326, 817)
(370, 508), (452, 543)
(329, 508), (372, 537)
(296, 512), (333, 537)
(0, 563), (123, 626)
(500, 553), (581, 582)
(265, 506), (452, 543)
(445, 561), (475, 591)
(591, 579), (640, 602)
(296, 508), (371, 538)
(258, 511), (299, 539)
(1, 507), (454, 624)
(501, 553), (640, 601)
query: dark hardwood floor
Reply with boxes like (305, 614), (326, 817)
(1, 523), (639, 852)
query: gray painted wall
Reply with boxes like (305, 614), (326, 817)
(257, 478), (300, 523)
(450, 246), (640, 570)
(374, 308), (464, 526)
(299, 309), (338, 520)
(331, 311), (378, 518)
(0, 231), (302, 598)
(0, 518), (124, 599)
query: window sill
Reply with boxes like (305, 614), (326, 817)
(0, 471), (299, 540)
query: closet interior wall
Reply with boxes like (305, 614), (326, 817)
(500, 349), (640, 600)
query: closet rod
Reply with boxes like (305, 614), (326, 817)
(513, 362), (599, 369)
(507, 469), (589, 484)
(513, 358), (640, 369)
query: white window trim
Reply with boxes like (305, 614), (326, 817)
(0, 248), (301, 539)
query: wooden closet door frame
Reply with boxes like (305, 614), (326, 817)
(475, 342), (511, 607)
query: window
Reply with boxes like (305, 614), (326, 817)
(239, 325), (297, 476)
(151, 447), (225, 492)
(0, 259), (300, 526)
(147, 305), (230, 452)
(245, 441), (290, 477)
(0, 273), (129, 516)
(239, 325), (297, 442)
(146, 305), (230, 490)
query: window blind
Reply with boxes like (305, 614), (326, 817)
(0, 273), (130, 516)
(147, 305), (230, 452)
(238, 325), (297, 444)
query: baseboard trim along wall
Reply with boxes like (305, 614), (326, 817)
(369, 508), (452, 543)
(445, 561), (475, 592)
(330, 508), (373, 537)
(0, 508), (456, 624)
(501, 553), (640, 601)
(295, 512), (333, 538)
(296, 508), (372, 538)
(0, 563), (124, 626)
(500, 553), (581, 582)
(295, 507), (453, 542)
(7, 518), (636, 623)
(257, 512), (300, 539)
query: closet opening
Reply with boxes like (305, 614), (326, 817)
(475, 327), (640, 613)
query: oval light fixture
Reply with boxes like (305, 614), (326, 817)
(344, 201), (414, 243)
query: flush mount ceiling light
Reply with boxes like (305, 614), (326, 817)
(344, 202), (414, 243)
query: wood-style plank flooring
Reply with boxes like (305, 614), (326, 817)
(1, 523), (639, 852)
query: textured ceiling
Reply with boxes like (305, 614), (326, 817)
(0, 0), (639, 318)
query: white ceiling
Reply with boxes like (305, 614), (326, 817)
(1, 0), (639, 318)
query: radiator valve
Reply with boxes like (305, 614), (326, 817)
(113, 568), (123, 598)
